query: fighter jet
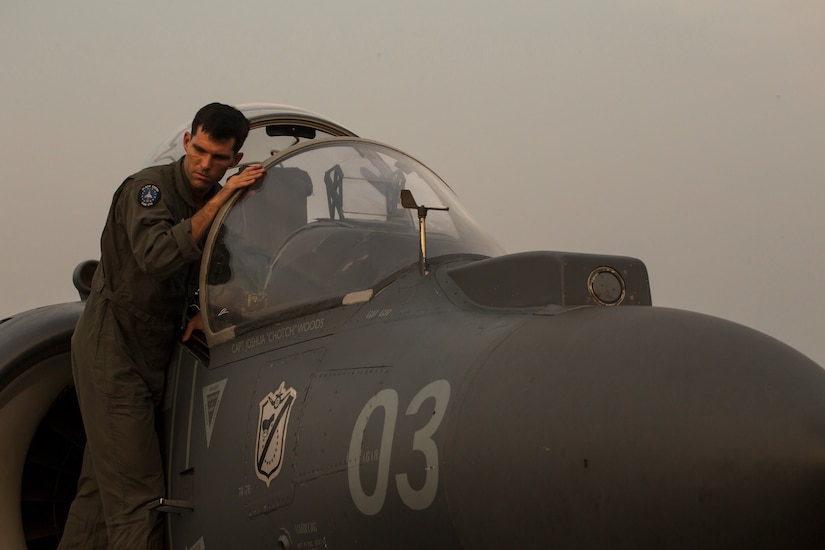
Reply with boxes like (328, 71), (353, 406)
(2, 104), (825, 550)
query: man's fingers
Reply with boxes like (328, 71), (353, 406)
(182, 312), (204, 342)
(229, 165), (265, 188)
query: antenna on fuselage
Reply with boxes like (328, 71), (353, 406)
(400, 190), (449, 276)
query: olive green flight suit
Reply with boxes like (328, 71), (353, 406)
(59, 158), (217, 550)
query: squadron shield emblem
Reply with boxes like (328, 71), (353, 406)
(255, 381), (297, 487)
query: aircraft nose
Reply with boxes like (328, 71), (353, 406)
(447, 306), (825, 549)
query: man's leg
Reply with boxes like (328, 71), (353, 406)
(95, 389), (165, 549)
(57, 445), (108, 550)
(68, 300), (165, 549)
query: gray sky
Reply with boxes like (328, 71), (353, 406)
(1, 1), (823, 366)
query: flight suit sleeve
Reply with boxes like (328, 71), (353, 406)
(117, 177), (202, 279)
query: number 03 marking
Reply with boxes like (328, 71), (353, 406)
(347, 379), (451, 516)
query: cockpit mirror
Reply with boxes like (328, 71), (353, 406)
(266, 125), (317, 140)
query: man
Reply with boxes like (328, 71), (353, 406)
(59, 103), (265, 549)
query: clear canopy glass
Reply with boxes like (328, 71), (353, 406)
(202, 138), (503, 341)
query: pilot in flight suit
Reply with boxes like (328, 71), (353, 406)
(58, 103), (264, 549)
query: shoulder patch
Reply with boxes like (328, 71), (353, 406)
(138, 184), (161, 207)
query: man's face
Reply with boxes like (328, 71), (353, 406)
(182, 127), (242, 195)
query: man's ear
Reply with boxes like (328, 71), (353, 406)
(183, 131), (192, 150)
(232, 151), (244, 167)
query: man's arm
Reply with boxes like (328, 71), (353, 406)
(191, 164), (266, 241)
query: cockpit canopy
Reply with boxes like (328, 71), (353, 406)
(201, 138), (503, 345)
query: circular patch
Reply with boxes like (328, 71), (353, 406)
(138, 184), (161, 207)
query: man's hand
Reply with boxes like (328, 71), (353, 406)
(190, 164), (266, 241)
(182, 311), (204, 342)
(225, 164), (266, 192)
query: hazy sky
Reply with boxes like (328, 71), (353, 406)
(1, 1), (823, 366)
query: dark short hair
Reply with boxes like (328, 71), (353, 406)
(191, 103), (250, 153)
